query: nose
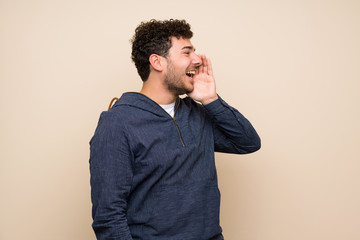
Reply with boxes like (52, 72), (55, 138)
(192, 53), (202, 66)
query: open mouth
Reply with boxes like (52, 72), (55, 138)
(186, 70), (196, 78)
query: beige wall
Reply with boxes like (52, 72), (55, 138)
(1, 0), (360, 239)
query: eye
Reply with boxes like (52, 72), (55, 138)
(184, 51), (190, 55)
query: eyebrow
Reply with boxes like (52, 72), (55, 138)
(182, 46), (196, 52)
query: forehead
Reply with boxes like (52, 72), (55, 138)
(170, 37), (194, 51)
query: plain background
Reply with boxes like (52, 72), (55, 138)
(1, 0), (359, 239)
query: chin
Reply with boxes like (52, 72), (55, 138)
(184, 85), (194, 94)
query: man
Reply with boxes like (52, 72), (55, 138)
(90, 19), (261, 240)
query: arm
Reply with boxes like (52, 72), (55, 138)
(204, 96), (261, 154)
(89, 111), (134, 240)
(188, 55), (260, 154)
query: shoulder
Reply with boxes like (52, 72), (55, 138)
(97, 107), (126, 126)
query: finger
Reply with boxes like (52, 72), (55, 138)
(207, 57), (213, 76)
(197, 54), (204, 74)
(202, 55), (208, 74)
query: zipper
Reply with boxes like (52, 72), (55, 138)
(173, 117), (185, 147)
(173, 98), (185, 147)
(137, 93), (185, 147)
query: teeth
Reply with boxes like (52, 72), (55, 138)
(186, 70), (196, 77)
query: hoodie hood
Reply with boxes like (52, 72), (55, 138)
(111, 92), (179, 118)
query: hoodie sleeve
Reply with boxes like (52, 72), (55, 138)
(203, 96), (261, 154)
(89, 111), (134, 240)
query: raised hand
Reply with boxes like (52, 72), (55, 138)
(187, 55), (218, 105)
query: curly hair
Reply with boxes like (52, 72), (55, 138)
(131, 19), (193, 81)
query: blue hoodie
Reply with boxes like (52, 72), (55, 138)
(90, 92), (260, 240)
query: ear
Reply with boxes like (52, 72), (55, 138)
(149, 54), (164, 72)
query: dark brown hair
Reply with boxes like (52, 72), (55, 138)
(131, 19), (193, 81)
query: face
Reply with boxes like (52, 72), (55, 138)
(163, 37), (202, 95)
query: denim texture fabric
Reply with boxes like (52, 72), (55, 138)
(90, 93), (260, 240)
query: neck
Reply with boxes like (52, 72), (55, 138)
(140, 76), (177, 105)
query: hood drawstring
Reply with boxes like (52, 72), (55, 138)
(108, 97), (119, 111)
